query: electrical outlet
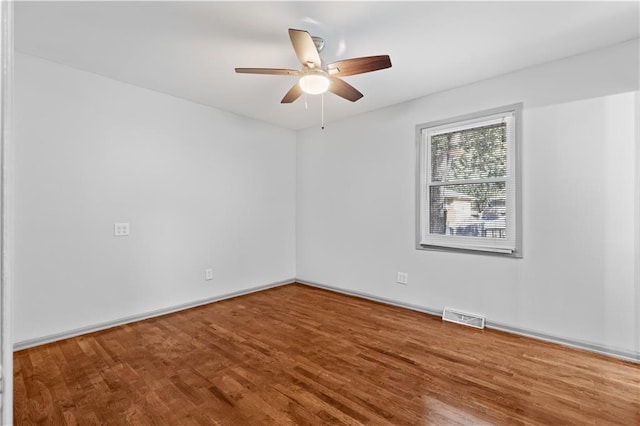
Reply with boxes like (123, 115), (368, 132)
(205, 268), (213, 280)
(397, 272), (408, 285)
(114, 223), (130, 237)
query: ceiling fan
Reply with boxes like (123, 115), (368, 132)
(235, 29), (392, 104)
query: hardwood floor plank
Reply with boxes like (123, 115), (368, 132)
(14, 283), (640, 425)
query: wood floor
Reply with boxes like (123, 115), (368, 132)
(14, 284), (640, 425)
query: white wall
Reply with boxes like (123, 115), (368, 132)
(14, 53), (296, 344)
(14, 39), (640, 358)
(296, 39), (640, 356)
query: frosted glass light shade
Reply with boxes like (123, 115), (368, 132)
(299, 74), (330, 95)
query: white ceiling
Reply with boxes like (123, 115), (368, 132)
(15, 1), (640, 130)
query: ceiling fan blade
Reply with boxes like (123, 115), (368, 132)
(329, 77), (363, 102)
(235, 68), (299, 76)
(281, 83), (303, 104)
(327, 55), (392, 77)
(288, 29), (321, 69)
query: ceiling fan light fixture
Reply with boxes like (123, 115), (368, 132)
(299, 73), (330, 95)
(235, 29), (391, 104)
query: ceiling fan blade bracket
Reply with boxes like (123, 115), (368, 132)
(235, 68), (300, 76)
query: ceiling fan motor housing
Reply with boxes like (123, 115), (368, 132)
(311, 36), (325, 53)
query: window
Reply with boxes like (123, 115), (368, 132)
(416, 104), (521, 256)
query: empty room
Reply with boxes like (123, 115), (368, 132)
(2, 1), (639, 424)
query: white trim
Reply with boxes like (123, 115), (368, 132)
(416, 103), (522, 257)
(486, 321), (640, 364)
(0, 1), (13, 423)
(13, 278), (295, 351)
(427, 113), (513, 137)
(423, 235), (514, 253)
(296, 278), (640, 363)
(634, 91), (640, 357)
(15, 277), (640, 364)
(298, 279), (443, 317)
(422, 114), (514, 249)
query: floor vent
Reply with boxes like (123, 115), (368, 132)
(442, 307), (485, 329)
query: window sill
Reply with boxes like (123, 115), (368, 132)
(417, 243), (522, 258)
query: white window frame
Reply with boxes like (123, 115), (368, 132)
(415, 104), (522, 256)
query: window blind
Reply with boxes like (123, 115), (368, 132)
(419, 109), (518, 254)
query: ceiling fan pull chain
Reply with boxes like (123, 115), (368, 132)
(321, 93), (325, 130)
(304, 92), (308, 110)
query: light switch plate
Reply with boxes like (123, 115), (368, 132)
(397, 272), (408, 285)
(114, 223), (130, 237)
(205, 268), (213, 280)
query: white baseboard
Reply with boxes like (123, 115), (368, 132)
(297, 278), (640, 363)
(13, 278), (295, 351)
(297, 279), (443, 317)
(15, 277), (640, 364)
(486, 321), (640, 363)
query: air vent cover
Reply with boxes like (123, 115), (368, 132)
(442, 307), (485, 329)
